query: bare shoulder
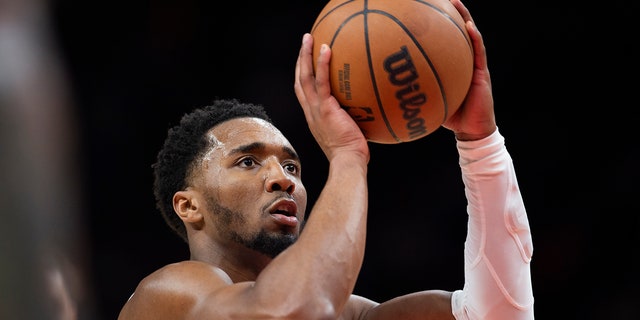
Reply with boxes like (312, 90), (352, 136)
(343, 290), (454, 320)
(117, 261), (232, 320)
(340, 294), (378, 320)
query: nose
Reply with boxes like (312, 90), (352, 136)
(265, 162), (296, 195)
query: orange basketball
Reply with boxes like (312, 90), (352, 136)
(310, 0), (473, 144)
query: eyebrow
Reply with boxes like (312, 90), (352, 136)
(229, 142), (299, 161)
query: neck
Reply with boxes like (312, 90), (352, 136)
(189, 240), (272, 283)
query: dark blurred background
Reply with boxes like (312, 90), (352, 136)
(2, 0), (636, 319)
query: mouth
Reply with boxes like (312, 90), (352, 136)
(268, 198), (298, 217)
(268, 198), (299, 227)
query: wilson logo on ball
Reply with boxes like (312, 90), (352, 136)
(384, 45), (427, 140)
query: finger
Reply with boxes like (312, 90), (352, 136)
(294, 33), (312, 89)
(314, 43), (332, 99)
(451, 0), (473, 24)
(294, 33), (313, 109)
(464, 19), (492, 94)
(298, 33), (317, 98)
(466, 20), (488, 73)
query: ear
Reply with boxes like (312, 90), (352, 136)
(173, 190), (204, 224)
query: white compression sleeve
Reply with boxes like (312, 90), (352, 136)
(450, 128), (534, 320)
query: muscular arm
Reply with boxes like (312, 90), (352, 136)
(355, 129), (533, 320)
(350, 1), (532, 318)
(451, 129), (534, 319)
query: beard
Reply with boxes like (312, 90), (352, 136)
(209, 199), (300, 258)
(240, 230), (297, 259)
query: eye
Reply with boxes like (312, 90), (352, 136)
(283, 162), (300, 175)
(238, 157), (258, 168)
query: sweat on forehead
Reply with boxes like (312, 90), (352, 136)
(202, 117), (296, 157)
(208, 117), (287, 143)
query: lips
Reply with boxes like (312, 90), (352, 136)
(268, 198), (299, 227)
(268, 198), (298, 217)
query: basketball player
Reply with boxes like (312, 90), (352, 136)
(117, 0), (534, 318)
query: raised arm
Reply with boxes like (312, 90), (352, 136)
(355, 0), (534, 319)
(256, 32), (371, 318)
(205, 33), (372, 319)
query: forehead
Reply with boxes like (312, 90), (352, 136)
(208, 117), (295, 154)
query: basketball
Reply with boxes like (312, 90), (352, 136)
(310, 0), (473, 144)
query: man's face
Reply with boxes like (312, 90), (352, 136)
(193, 117), (307, 258)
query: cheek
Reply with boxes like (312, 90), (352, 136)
(212, 180), (264, 230)
(218, 179), (262, 207)
(294, 184), (308, 220)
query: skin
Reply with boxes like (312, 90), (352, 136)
(118, 0), (497, 319)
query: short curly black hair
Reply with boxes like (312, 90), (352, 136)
(152, 98), (272, 242)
